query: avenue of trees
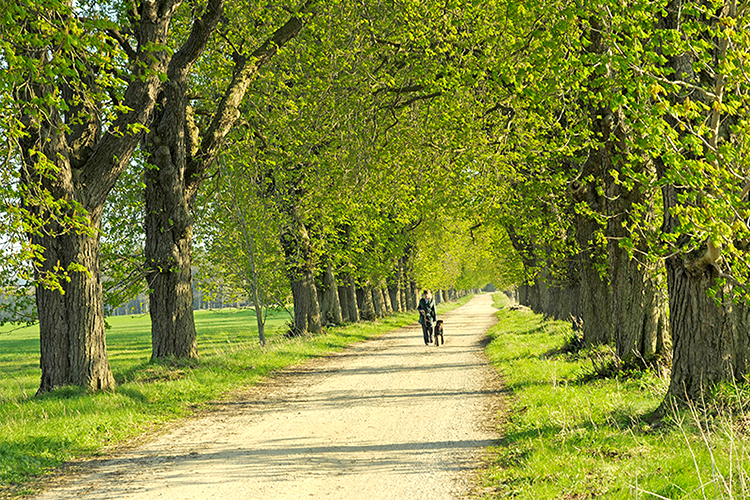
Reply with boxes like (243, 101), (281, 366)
(1, 0), (749, 410)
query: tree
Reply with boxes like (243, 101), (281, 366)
(144, 1), (310, 357)
(4, 0), (184, 393)
(198, 150), (290, 345)
(647, 0), (748, 401)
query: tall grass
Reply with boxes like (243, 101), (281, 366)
(0, 298), (470, 495)
(480, 293), (750, 499)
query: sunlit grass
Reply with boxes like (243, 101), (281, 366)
(481, 293), (750, 499)
(0, 297), (470, 493)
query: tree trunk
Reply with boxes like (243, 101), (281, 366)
(320, 266), (343, 325)
(338, 283), (351, 322)
(662, 181), (745, 401)
(145, 4), (307, 357)
(382, 284), (393, 314)
(372, 286), (386, 318)
(399, 281), (408, 312)
(280, 213), (321, 335)
(655, 0), (742, 402)
(290, 270), (322, 335)
(572, 154), (613, 346)
(16, 0), (179, 393)
(665, 250), (738, 400)
(609, 238), (670, 365)
(388, 271), (402, 313)
(357, 284), (377, 321)
(346, 278), (360, 322)
(145, 83), (199, 359)
(36, 229), (116, 393)
(407, 280), (419, 310)
(587, 48), (671, 365)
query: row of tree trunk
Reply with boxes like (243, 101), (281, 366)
(303, 258), (468, 335)
(511, 0), (746, 406)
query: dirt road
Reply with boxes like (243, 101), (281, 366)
(35, 293), (502, 500)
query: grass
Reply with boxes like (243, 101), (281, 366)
(480, 293), (750, 499)
(0, 297), (470, 496)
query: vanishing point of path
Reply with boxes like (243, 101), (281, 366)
(35, 293), (503, 500)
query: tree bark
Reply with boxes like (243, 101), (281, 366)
(371, 285), (386, 318)
(290, 270), (322, 335)
(585, 28), (671, 365)
(609, 217), (670, 365)
(338, 282), (351, 322)
(280, 213), (322, 335)
(346, 278), (360, 322)
(35, 230), (116, 393)
(656, 0), (742, 402)
(381, 284), (393, 314)
(571, 153), (613, 346)
(664, 244), (737, 400)
(407, 280), (419, 310)
(357, 284), (377, 321)
(319, 266), (343, 325)
(388, 267), (402, 313)
(661, 183), (744, 401)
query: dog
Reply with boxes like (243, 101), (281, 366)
(433, 320), (444, 346)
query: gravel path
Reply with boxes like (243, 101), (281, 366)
(35, 293), (503, 500)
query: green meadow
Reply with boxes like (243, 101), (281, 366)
(0, 298), (469, 496)
(481, 293), (750, 499)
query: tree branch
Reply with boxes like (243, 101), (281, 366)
(185, 0), (314, 201)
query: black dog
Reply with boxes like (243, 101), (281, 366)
(433, 320), (444, 346)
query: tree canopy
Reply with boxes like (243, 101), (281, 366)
(1, 0), (749, 403)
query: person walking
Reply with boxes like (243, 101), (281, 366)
(418, 289), (437, 345)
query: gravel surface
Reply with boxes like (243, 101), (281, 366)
(34, 293), (503, 500)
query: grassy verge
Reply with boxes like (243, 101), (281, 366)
(0, 296), (470, 496)
(481, 293), (750, 499)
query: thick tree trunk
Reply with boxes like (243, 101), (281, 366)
(145, 88), (199, 359)
(381, 284), (393, 314)
(280, 214), (322, 335)
(609, 242), (670, 364)
(591, 66), (670, 365)
(665, 252), (738, 400)
(319, 266), (343, 325)
(388, 286), (402, 313)
(519, 285), (528, 306)
(662, 182), (745, 401)
(407, 280), (418, 310)
(357, 284), (377, 321)
(17, 1), (179, 393)
(290, 270), (322, 335)
(346, 278), (360, 322)
(575, 238), (612, 345)
(372, 286), (386, 318)
(399, 282), (408, 312)
(338, 283), (351, 322)
(572, 154), (613, 346)
(145, 4), (306, 356)
(655, 0), (742, 402)
(36, 230), (115, 393)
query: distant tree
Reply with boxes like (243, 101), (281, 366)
(198, 150), (290, 345)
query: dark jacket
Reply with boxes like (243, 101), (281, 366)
(417, 296), (436, 325)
